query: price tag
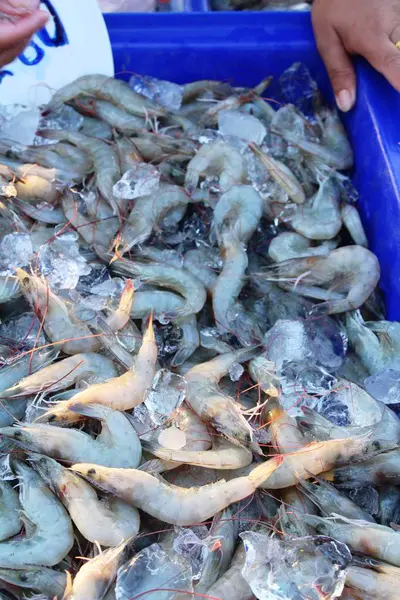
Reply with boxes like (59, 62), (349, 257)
(0, 0), (114, 106)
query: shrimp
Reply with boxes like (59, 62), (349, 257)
(50, 141), (93, 172)
(0, 461), (73, 567)
(248, 356), (280, 398)
(143, 435), (252, 470)
(45, 73), (166, 118)
(266, 399), (306, 454)
(213, 185), (263, 243)
(13, 199), (66, 225)
(130, 289), (185, 319)
(346, 565), (400, 600)
(172, 314), (200, 367)
(115, 135), (143, 173)
(205, 543), (253, 600)
(119, 183), (190, 252)
(81, 114), (113, 140)
(213, 230), (262, 346)
(62, 190), (119, 250)
(75, 96), (146, 134)
(111, 257), (207, 319)
(0, 482), (23, 542)
(71, 458), (279, 526)
(259, 433), (392, 489)
(71, 539), (130, 600)
(35, 316), (157, 424)
(0, 566), (66, 598)
(323, 447), (400, 487)
(15, 175), (59, 204)
(16, 269), (100, 355)
(3, 403), (142, 468)
(298, 475), (376, 522)
(0, 348), (58, 395)
(341, 204), (368, 247)
(305, 514), (400, 566)
(39, 130), (122, 215)
(185, 349), (255, 448)
(185, 141), (247, 193)
(287, 177), (342, 240)
(30, 454), (140, 546)
(0, 353), (118, 398)
(278, 486), (316, 537)
(196, 507), (239, 594)
(183, 248), (219, 293)
(104, 279), (134, 332)
(268, 232), (337, 263)
(181, 80), (232, 103)
(346, 310), (400, 374)
(250, 143), (306, 205)
(263, 245), (380, 316)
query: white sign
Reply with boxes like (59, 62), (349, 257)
(0, 0), (114, 106)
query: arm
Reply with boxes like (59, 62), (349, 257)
(312, 0), (400, 111)
(0, 0), (48, 68)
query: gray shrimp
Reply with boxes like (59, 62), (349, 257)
(0, 566), (66, 598)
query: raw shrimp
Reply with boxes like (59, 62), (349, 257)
(346, 311), (400, 374)
(112, 257), (207, 319)
(0, 461), (73, 567)
(36, 316), (157, 424)
(181, 79), (232, 103)
(264, 245), (380, 316)
(81, 114), (113, 140)
(266, 399), (306, 454)
(13, 199), (66, 225)
(16, 269), (100, 355)
(104, 279), (134, 332)
(0, 566), (66, 598)
(185, 141), (247, 193)
(143, 435), (252, 470)
(346, 565), (400, 600)
(119, 183), (190, 252)
(249, 356), (280, 398)
(0, 482), (22, 542)
(185, 349), (255, 448)
(71, 540), (130, 600)
(130, 289), (185, 319)
(288, 177), (342, 240)
(71, 458), (279, 526)
(172, 314), (200, 367)
(305, 514), (400, 566)
(205, 543), (253, 600)
(39, 130), (122, 215)
(62, 190), (119, 250)
(0, 353), (118, 398)
(260, 433), (392, 489)
(115, 135), (143, 173)
(15, 175), (59, 204)
(268, 232), (337, 263)
(2, 403), (142, 468)
(213, 185), (263, 243)
(250, 143), (306, 205)
(45, 74), (166, 118)
(50, 141), (93, 173)
(324, 447), (400, 487)
(183, 248), (219, 293)
(278, 486), (316, 537)
(298, 475), (376, 521)
(75, 96), (146, 133)
(30, 454), (140, 546)
(341, 204), (368, 247)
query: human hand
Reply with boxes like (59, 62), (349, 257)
(312, 0), (400, 112)
(0, 0), (48, 68)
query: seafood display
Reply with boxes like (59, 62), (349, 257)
(0, 63), (398, 599)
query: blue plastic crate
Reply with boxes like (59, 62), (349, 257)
(104, 11), (400, 320)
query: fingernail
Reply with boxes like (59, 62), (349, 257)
(335, 89), (355, 112)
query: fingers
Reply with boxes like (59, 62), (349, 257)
(0, 0), (41, 16)
(312, 17), (356, 112)
(0, 37), (29, 68)
(0, 9), (48, 52)
(363, 33), (400, 92)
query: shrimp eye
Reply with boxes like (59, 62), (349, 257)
(87, 468), (96, 475)
(20, 573), (29, 582)
(48, 415), (57, 423)
(13, 431), (23, 439)
(371, 441), (381, 452)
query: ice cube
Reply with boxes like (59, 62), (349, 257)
(129, 73), (183, 112)
(348, 485), (379, 516)
(219, 110), (267, 145)
(365, 369), (400, 405)
(113, 165), (160, 201)
(241, 531), (351, 600)
(0, 104), (41, 146)
(116, 542), (193, 600)
(0, 312), (46, 350)
(38, 233), (91, 290)
(279, 62), (319, 115)
(144, 369), (187, 426)
(173, 527), (209, 581)
(37, 104), (84, 140)
(0, 233), (33, 274)
(229, 362), (244, 382)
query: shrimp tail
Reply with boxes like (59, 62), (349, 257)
(61, 571), (73, 600)
(308, 301), (333, 317)
(67, 402), (109, 419)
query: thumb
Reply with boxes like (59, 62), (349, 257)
(0, 10), (48, 51)
(312, 21), (356, 112)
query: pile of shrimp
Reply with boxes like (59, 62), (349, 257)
(0, 64), (398, 600)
